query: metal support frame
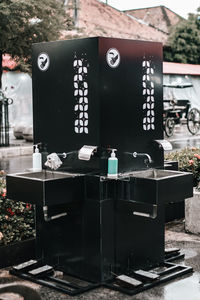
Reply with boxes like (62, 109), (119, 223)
(10, 266), (99, 296)
(10, 257), (193, 296)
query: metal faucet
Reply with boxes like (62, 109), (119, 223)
(132, 152), (153, 166)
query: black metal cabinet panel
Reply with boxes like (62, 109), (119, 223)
(35, 202), (84, 274)
(32, 38), (100, 154)
(99, 38), (163, 171)
(32, 37), (163, 174)
(115, 197), (165, 273)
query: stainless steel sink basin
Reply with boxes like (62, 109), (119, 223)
(123, 169), (193, 204)
(128, 169), (189, 179)
(6, 170), (84, 205)
(14, 170), (80, 180)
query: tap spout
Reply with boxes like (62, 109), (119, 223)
(57, 152), (67, 159)
(132, 152), (153, 165)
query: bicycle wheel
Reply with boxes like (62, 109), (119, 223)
(164, 117), (175, 137)
(187, 108), (200, 135)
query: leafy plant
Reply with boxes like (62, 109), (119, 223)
(0, 0), (74, 86)
(164, 8), (200, 64)
(165, 147), (200, 189)
(0, 171), (35, 246)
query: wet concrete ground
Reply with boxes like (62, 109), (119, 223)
(166, 124), (200, 151)
(1, 220), (200, 299)
(0, 155), (32, 174)
(0, 136), (32, 174)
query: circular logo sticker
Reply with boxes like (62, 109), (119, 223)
(106, 48), (120, 68)
(37, 53), (50, 71)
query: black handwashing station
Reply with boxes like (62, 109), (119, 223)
(6, 37), (193, 296)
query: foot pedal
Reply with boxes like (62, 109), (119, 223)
(116, 275), (142, 288)
(104, 263), (193, 296)
(28, 265), (54, 277)
(165, 247), (183, 262)
(13, 260), (38, 272)
(165, 247), (180, 254)
(133, 269), (160, 281)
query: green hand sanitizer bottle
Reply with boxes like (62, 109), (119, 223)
(107, 149), (118, 179)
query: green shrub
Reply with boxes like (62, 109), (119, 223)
(165, 147), (200, 189)
(0, 171), (36, 246)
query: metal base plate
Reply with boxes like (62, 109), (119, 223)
(9, 259), (193, 296)
(104, 262), (193, 296)
(10, 262), (99, 296)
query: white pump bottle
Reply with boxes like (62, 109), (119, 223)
(32, 145), (42, 171)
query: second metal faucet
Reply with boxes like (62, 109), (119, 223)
(132, 152), (153, 166)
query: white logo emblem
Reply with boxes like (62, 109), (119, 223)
(106, 48), (120, 68)
(37, 53), (50, 71)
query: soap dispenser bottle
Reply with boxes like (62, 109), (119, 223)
(107, 149), (118, 178)
(33, 144), (42, 171)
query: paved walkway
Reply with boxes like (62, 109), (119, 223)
(166, 124), (200, 151)
(0, 135), (32, 173)
(0, 135), (32, 158)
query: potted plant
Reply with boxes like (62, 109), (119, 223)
(165, 147), (200, 234)
(0, 171), (36, 268)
